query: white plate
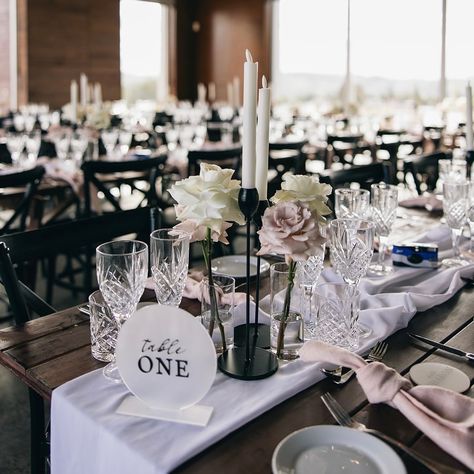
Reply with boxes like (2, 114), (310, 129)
(211, 255), (270, 278)
(272, 425), (406, 474)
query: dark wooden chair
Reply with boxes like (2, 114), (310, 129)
(187, 146), (242, 177)
(267, 140), (307, 198)
(403, 151), (450, 195)
(0, 206), (160, 474)
(81, 155), (167, 216)
(0, 142), (13, 164)
(319, 162), (392, 206)
(326, 134), (372, 167)
(0, 165), (45, 233)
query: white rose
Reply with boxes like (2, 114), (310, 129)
(169, 163), (245, 238)
(271, 174), (332, 217)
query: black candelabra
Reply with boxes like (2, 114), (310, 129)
(234, 199), (270, 349)
(217, 189), (278, 380)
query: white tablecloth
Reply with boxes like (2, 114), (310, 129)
(51, 225), (474, 474)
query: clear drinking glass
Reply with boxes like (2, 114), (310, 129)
(6, 133), (26, 166)
(200, 274), (235, 353)
(334, 188), (370, 219)
(101, 129), (119, 156)
(54, 135), (70, 160)
(96, 240), (148, 382)
(25, 133), (41, 163)
(119, 130), (133, 155)
(89, 290), (118, 362)
(314, 283), (359, 350)
(438, 159), (467, 186)
(467, 181), (474, 256)
(270, 262), (304, 360)
(71, 134), (89, 164)
(368, 183), (398, 276)
(330, 219), (375, 286)
(296, 251), (324, 338)
(150, 229), (190, 306)
(330, 219), (374, 338)
(443, 181), (469, 267)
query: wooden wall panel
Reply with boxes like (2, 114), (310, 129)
(0, 0), (11, 112)
(176, 0), (270, 101)
(24, 0), (120, 108)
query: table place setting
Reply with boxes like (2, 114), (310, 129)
(47, 49), (474, 474)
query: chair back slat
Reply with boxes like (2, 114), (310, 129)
(0, 165), (45, 233)
(187, 146), (242, 177)
(81, 155), (167, 215)
(0, 243), (30, 325)
(0, 206), (156, 264)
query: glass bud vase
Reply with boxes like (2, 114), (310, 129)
(200, 274), (235, 353)
(270, 262), (304, 360)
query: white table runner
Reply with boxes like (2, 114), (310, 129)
(51, 225), (474, 474)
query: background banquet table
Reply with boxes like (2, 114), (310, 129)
(0, 262), (472, 474)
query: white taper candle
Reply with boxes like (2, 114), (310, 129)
(94, 83), (102, 105)
(80, 73), (88, 108)
(208, 82), (216, 102)
(227, 82), (234, 107)
(256, 75), (271, 200)
(70, 80), (78, 123)
(466, 82), (473, 150)
(233, 76), (240, 109)
(242, 49), (258, 189)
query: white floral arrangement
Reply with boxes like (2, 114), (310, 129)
(169, 163), (245, 350)
(62, 102), (112, 130)
(169, 163), (245, 243)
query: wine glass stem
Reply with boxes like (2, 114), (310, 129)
(469, 222), (474, 253)
(303, 285), (313, 324)
(452, 228), (462, 258)
(378, 235), (388, 269)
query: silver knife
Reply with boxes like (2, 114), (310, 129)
(409, 333), (474, 362)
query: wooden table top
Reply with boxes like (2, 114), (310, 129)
(0, 276), (473, 472)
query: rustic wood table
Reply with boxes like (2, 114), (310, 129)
(0, 272), (473, 473)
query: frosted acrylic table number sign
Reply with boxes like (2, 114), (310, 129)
(115, 305), (217, 426)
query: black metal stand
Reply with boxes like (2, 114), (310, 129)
(218, 190), (278, 380)
(234, 199), (270, 348)
(466, 150), (474, 179)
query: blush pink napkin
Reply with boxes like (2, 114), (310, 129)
(299, 341), (474, 469)
(399, 194), (443, 212)
(146, 271), (248, 305)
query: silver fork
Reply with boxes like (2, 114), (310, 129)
(321, 393), (463, 474)
(321, 341), (388, 385)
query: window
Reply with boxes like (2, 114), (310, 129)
(272, 0), (466, 104)
(446, 0), (474, 97)
(273, 0), (347, 101)
(120, 0), (169, 103)
(351, 0), (441, 102)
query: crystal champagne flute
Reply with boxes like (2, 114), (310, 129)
(368, 183), (398, 276)
(443, 181), (469, 267)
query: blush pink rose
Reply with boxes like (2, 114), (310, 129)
(170, 218), (232, 244)
(257, 201), (326, 261)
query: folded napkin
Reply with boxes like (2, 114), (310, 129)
(300, 341), (474, 469)
(399, 194), (443, 212)
(145, 271), (248, 306)
(37, 157), (83, 194)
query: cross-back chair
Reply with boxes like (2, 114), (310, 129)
(0, 165), (45, 234)
(81, 155), (167, 216)
(187, 146), (242, 177)
(0, 206), (160, 474)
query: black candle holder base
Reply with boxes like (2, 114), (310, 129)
(233, 323), (270, 349)
(217, 346), (278, 380)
